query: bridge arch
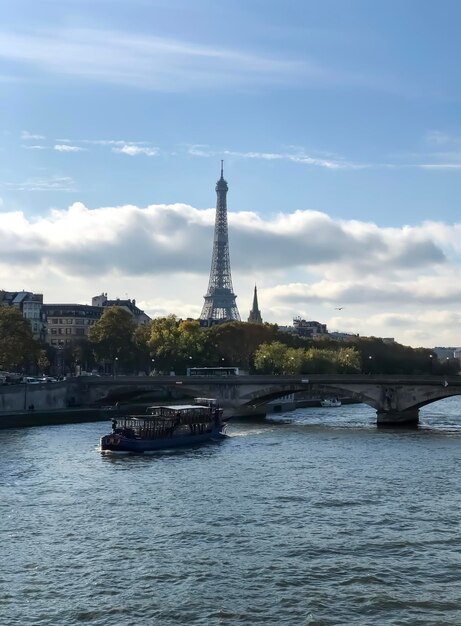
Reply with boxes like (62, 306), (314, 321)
(70, 375), (461, 426)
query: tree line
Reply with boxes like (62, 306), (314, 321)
(0, 305), (458, 377)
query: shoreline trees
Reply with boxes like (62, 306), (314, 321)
(1, 306), (457, 377)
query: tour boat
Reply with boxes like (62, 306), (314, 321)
(319, 397), (342, 407)
(99, 399), (227, 453)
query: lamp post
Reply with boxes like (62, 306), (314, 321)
(368, 355), (373, 375)
(23, 377), (28, 410)
(57, 341), (64, 379)
(114, 356), (119, 379)
(151, 358), (155, 375)
(345, 353), (350, 373)
(429, 353), (433, 374)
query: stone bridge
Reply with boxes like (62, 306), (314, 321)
(69, 374), (461, 426)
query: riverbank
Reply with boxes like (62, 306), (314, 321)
(0, 396), (363, 429)
(0, 407), (114, 430)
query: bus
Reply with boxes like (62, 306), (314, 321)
(186, 367), (240, 377)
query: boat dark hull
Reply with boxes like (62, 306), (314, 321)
(100, 427), (226, 453)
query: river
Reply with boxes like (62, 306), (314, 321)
(2, 398), (461, 625)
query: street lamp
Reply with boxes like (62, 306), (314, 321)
(114, 356), (119, 378)
(429, 354), (433, 374)
(57, 341), (64, 379)
(368, 355), (373, 375)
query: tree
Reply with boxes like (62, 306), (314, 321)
(0, 307), (39, 371)
(204, 322), (279, 369)
(147, 315), (183, 373)
(71, 338), (97, 373)
(133, 323), (154, 373)
(254, 342), (290, 374)
(88, 306), (137, 369)
(146, 316), (206, 373)
(37, 350), (50, 374)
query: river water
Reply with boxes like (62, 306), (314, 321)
(2, 399), (461, 625)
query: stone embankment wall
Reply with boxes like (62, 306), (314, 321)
(0, 382), (68, 412)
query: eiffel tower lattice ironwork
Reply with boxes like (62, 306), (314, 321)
(200, 162), (241, 324)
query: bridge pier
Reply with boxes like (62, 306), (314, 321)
(376, 408), (419, 428)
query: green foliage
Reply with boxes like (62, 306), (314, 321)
(203, 322), (279, 369)
(0, 307), (40, 370)
(71, 339), (97, 372)
(146, 316), (206, 373)
(88, 306), (137, 367)
(254, 343), (362, 375)
(133, 323), (154, 373)
(254, 341), (290, 374)
(84, 309), (455, 377)
(37, 349), (50, 373)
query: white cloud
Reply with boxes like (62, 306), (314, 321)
(21, 130), (45, 140)
(0, 28), (314, 91)
(112, 144), (159, 157)
(54, 144), (86, 152)
(2, 176), (76, 192)
(0, 201), (459, 346)
(188, 145), (363, 169)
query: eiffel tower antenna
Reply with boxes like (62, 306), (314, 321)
(200, 163), (240, 325)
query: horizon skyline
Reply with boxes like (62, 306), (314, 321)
(2, 1), (461, 348)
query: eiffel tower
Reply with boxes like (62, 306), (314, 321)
(200, 162), (240, 325)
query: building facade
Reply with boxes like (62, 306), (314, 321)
(0, 290), (47, 341)
(279, 317), (328, 338)
(92, 293), (151, 325)
(43, 304), (102, 347)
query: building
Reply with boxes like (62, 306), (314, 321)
(0, 290), (46, 341)
(279, 317), (328, 338)
(328, 331), (360, 342)
(43, 304), (102, 347)
(247, 285), (263, 324)
(92, 293), (151, 325)
(200, 162), (240, 326)
(434, 346), (459, 360)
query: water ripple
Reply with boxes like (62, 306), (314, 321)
(1, 399), (461, 624)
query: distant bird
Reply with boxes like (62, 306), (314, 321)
(334, 307), (344, 310)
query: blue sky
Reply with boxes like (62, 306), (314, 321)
(1, 0), (461, 347)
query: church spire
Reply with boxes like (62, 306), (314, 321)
(248, 284), (263, 324)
